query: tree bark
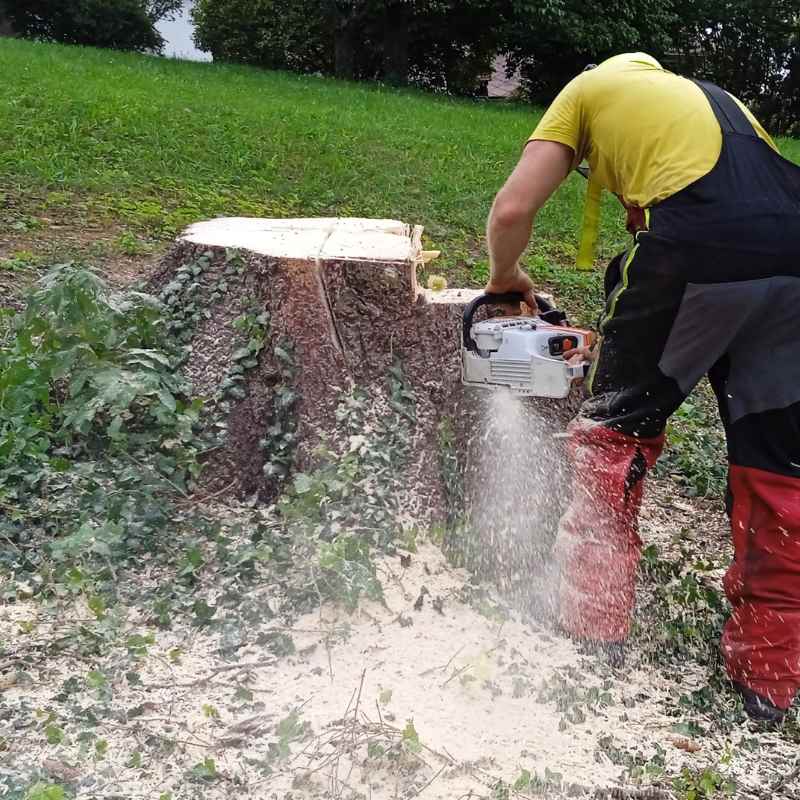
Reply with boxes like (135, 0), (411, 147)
(0, 9), (14, 37)
(382, 3), (409, 85)
(147, 217), (468, 516)
(334, 22), (357, 79)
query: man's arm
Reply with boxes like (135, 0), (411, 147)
(486, 139), (574, 311)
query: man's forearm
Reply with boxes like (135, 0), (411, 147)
(487, 204), (534, 286)
(485, 139), (574, 292)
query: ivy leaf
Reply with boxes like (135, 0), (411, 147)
(189, 757), (217, 781)
(45, 724), (64, 745)
(157, 388), (177, 412)
(293, 473), (313, 494)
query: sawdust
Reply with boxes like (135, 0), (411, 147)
(5, 487), (796, 800)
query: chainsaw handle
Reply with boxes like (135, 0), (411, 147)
(462, 292), (566, 352)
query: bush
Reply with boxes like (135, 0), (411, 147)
(191, 0), (333, 73)
(3, 0), (165, 52)
(504, 0), (676, 103)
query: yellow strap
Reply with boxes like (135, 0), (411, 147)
(576, 177), (602, 269)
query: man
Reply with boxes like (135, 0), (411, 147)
(486, 52), (800, 722)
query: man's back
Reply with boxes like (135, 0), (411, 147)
(530, 53), (775, 208)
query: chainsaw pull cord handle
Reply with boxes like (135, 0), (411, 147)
(462, 292), (568, 352)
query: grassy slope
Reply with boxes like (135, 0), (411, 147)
(0, 39), (627, 317)
(2, 38), (799, 312)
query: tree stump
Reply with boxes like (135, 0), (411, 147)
(149, 216), (576, 566)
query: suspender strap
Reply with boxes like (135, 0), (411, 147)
(692, 79), (758, 138)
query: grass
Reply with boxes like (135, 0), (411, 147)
(3, 39), (800, 304)
(0, 38), (623, 311)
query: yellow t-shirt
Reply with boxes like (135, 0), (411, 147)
(530, 52), (777, 208)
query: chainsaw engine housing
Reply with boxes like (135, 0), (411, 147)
(463, 316), (589, 398)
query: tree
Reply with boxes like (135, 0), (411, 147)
(2, 0), (166, 51)
(667, 0), (799, 105)
(145, 0), (184, 23)
(502, 0), (677, 102)
(193, 0), (507, 94)
(192, 0), (334, 73)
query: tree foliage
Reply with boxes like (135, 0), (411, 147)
(1, 0), (169, 52)
(666, 0), (800, 131)
(503, 0), (677, 102)
(192, 0), (506, 95)
(191, 0), (333, 73)
(192, 0), (800, 129)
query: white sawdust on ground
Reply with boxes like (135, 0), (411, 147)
(1, 480), (798, 799)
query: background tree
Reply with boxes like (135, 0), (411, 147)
(192, 0), (334, 73)
(1, 0), (168, 52)
(502, 0), (677, 102)
(192, 0), (508, 94)
(666, 0), (799, 104)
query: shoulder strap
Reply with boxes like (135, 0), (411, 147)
(692, 79), (758, 138)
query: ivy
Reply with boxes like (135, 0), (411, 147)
(260, 339), (298, 481)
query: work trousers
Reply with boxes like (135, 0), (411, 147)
(556, 235), (800, 710)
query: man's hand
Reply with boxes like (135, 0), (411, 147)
(564, 345), (596, 386)
(484, 268), (539, 314)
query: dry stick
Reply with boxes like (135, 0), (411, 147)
(184, 479), (238, 504)
(419, 644), (465, 677)
(441, 663), (472, 688)
(351, 668), (367, 751)
(409, 764), (448, 799)
(142, 657), (276, 689)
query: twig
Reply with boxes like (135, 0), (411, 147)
(419, 644), (464, 677)
(409, 764), (447, 798)
(142, 657), (276, 689)
(441, 663), (472, 688)
(351, 668), (367, 750)
(0, 531), (22, 553)
(187, 479), (237, 504)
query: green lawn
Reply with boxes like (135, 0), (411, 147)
(2, 38), (800, 316)
(0, 39), (625, 310)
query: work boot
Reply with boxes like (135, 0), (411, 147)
(733, 682), (787, 724)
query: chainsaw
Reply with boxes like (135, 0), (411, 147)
(461, 292), (593, 399)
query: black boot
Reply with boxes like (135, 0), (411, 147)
(733, 682), (786, 724)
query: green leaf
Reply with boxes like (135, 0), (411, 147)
(192, 598), (217, 625)
(293, 472), (313, 494)
(367, 741), (385, 759)
(189, 757), (217, 781)
(87, 595), (106, 619)
(234, 686), (254, 703)
(401, 719), (421, 753)
(378, 688), (392, 705)
(45, 724), (64, 745)
(86, 670), (107, 689)
(25, 784), (66, 800)
(513, 768), (531, 791)
(157, 388), (177, 412)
